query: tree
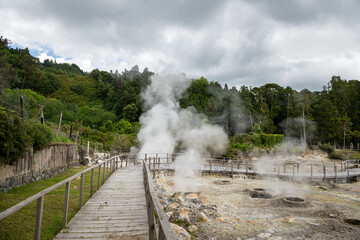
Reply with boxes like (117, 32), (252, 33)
(122, 103), (138, 122)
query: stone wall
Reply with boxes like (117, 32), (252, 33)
(0, 143), (78, 192)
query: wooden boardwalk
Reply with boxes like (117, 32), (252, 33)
(55, 164), (149, 240)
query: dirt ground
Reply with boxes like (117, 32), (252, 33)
(157, 174), (360, 240)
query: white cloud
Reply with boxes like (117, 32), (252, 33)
(1, 0), (360, 90)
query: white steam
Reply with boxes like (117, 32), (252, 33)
(138, 74), (228, 191)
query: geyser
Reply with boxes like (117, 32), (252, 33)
(138, 74), (228, 191)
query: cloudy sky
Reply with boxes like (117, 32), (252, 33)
(1, 0), (360, 90)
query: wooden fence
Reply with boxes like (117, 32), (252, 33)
(142, 153), (360, 183)
(0, 155), (124, 240)
(143, 160), (175, 240)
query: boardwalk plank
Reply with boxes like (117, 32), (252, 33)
(55, 165), (149, 240)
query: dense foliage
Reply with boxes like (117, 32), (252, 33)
(1, 36), (360, 163)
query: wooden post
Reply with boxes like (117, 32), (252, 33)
(277, 164), (280, 178)
(56, 112), (63, 140)
(297, 163), (300, 173)
(34, 196), (44, 240)
(121, 157), (123, 168)
(157, 156), (160, 173)
(126, 155), (128, 167)
(323, 164), (326, 182)
(97, 165), (101, 190)
(209, 160), (212, 174)
(347, 162), (350, 180)
(79, 173), (84, 209)
(94, 142), (97, 155)
(102, 162), (105, 184)
(310, 164), (313, 181)
(246, 162), (248, 174)
(87, 141), (90, 156)
(167, 153), (169, 164)
(334, 163), (337, 183)
(106, 161), (109, 179)
(63, 182), (70, 226)
(20, 95), (24, 119)
(231, 160), (233, 179)
(292, 164), (295, 182)
(90, 168), (94, 197)
(153, 157), (156, 179)
(116, 157), (118, 170)
(69, 125), (72, 138)
(109, 159), (112, 175)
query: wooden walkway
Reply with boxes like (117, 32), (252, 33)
(55, 164), (149, 240)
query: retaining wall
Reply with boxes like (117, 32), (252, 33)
(0, 143), (78, 192)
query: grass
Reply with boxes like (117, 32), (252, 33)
(0, 164), (109, 240)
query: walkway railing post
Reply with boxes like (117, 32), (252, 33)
(103, 162), (106, 184)
(63, 182), (70, 226)
(310, 164), (313, 181)
(246, 162), (248, 174)
(334, 163), (337, 183)
(323, 164), (326, 182)
(34, 196), (44, 240)
(79, 173), (84, 209)
(209, 160), (212, 174)
(231, 160), (233, 178)
(277, 164), (280, 178)
(106, 161), (109, 179)
(121, 157), (123, 168)
(97, 165), (101, 190)
(292, 164), (295, 182)
(90, 168), (94, 197)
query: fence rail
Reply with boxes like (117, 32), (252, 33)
(143, 160), (175, 240)
(0, 155), (124, 240)
(141, 153), (360, 183)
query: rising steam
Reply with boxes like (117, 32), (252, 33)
(138, 74), (228, 191)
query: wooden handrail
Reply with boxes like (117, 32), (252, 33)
(0, 155), (122, 240)
(143, 160), (175, 240)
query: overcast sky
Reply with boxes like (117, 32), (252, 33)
(1, 0), (360, 90)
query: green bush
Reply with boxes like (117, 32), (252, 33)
(329, 151), (342, 159)
(318, 143), (334, 154)
(0, 108), (31, 165)
(27, 123), (53, 152)
(231, 133), (284, 148)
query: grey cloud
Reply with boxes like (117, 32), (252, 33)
(1, 0), (360, 91)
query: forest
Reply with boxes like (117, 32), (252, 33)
(1, 35), (360, 163)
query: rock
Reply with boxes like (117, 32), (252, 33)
(170, 223), (191, 240)
(179, 208), (190, 222)
(186, 193), (198, 199)
(176, 195), (185, 203)
(329, 214), (336, 218)
(197, 212), (209, 222)
(166, 211), (173, 218)
(257, 233), (272, 239)
(188, 224), (197, 233)
(199, 195), (209, 204)
(168, 202), (180, 210)
(282, 217), (295, 223)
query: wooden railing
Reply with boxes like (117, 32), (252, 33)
(0, 155), (126, 240)
(141, 153), (360, 183)
(143, 160), (175, 240)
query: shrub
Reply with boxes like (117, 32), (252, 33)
(318, 144), (334, 154)
(329, 152), (342, 160)
(27, 123), (53, 152)
(0, 108), (31, 165)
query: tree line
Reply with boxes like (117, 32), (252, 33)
(1, 36), (360, 163)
